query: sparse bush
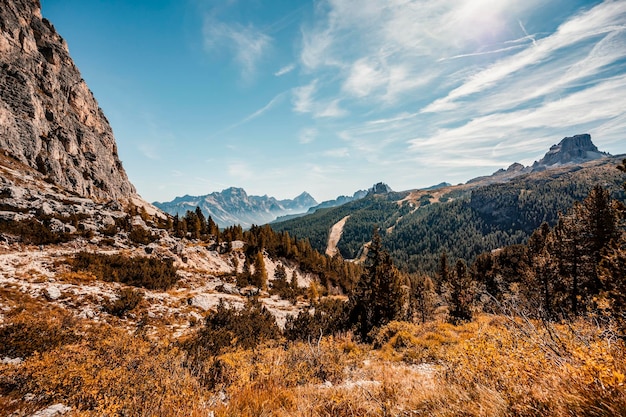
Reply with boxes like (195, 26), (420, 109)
(185, 298), (281, 358)
(284, 298), (351, 341)
(104, 287), (144, 318)
(0, 310), (78, 358)
(72, 252), (179, 290)
(129, 226), (157, 245)
(0, 218), (72, 245)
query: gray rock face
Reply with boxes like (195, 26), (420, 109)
(0, 0), (136, 202)
(533, 134), (609, 169)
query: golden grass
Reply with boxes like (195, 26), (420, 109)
(1, 291), (624, 417)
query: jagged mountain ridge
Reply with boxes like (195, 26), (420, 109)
(0, 0), (136, 202)
(154, 187), (318, 228)
(272, 135), (625, 273)
(469, 134), (611, 184)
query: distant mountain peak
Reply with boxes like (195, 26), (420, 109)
(154, 188), (318, 228)
(369, 182), (392, 195)
(532, 134), (609, 170)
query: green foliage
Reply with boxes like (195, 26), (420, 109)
(72, 252), (179, 290)
(284, 298), (351, 341)
(0, 218), (72, 245)
(185, 299), (281, 357)
(350, 229), (407, 340)
(274, 160), (625, 274)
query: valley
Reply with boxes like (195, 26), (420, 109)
(1, 0), (626, 416)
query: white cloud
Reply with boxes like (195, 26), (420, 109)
(408, 73), (626, 166)
(292, 80), (318, 113)
(292, 81), (347, 118)
(203, 17), (272, 80)
(422, 1), (626, 113)
(275, 63), (296, 76)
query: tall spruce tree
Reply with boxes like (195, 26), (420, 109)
(598, 160), (626, 332)
(350, 228), (406, 340)
(448, 259), (474, 324)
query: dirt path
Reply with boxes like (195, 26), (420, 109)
(326, 215), (350, 257)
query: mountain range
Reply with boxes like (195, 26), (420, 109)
(272, 134), (625, 273)
(153, 188), (318, 229)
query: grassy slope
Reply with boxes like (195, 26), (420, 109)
(1, 288), (624, 417)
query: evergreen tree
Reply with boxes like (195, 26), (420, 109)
(408, 273), (435, 323)
(350, 228), (406, 340)
(579, 185), (620, 293)
(448, 259), (474, 324)
(290, 271), (299, 291)
(598, 159), (626, 333)
(274, 264), (287, 281)
(437, 251), (449, 293)
(194, 206), (208, 236)
(251, 251), (268, 290)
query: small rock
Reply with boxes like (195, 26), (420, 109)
(29, 403), (71, 417)
(44, 286), (62, 300)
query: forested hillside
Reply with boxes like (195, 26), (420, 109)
(274, 157), (626, 273)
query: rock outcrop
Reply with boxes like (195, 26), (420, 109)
(0, 0), (136, 202)
(532, 134), (609, 170)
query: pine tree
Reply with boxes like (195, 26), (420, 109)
(448, 259), (474, 324)
(408, 273), (435, 323)
(437, 251), (449, 294)
(194, 206), (208, 236)
(350, 228), (406, 340)
(251, 251), (268, 290)
(526, 222), (556, 317)
(274, 264), (287, 281)
(598, 159), (626, 333)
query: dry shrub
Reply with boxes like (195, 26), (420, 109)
(0, 309), (78, 359)
(0, 326), (207, 416)
(72, 251), (178, 290)
(103, 287), (144, 318)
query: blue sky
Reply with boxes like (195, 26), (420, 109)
(40, 0), (626, 203)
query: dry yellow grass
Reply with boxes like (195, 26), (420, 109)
(1, 289), (624, 417)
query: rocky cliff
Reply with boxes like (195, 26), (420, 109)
(0, 0), (136, 202)
(532, 134), (609, 170)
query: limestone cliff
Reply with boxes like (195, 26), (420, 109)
(0, 0), (136, 202)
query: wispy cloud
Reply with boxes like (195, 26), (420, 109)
(203, 17), (272, 81)
(228, 161), (254, 181)
(275, 63), (296, 76)
(423, 1), (626, 113)
(210, 92), (286, 138)
(292, 80), (348, 118)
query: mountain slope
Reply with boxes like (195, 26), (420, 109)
(0, 0), (136, 202)
(273, 136), (625, 273)
(154, 188), (318, 228)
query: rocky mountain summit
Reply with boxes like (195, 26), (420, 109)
(154, 188), (318, 228)
(0, 0), (136, 202)
(467, 134), (610, 185)
(532, 133), (610, 170)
